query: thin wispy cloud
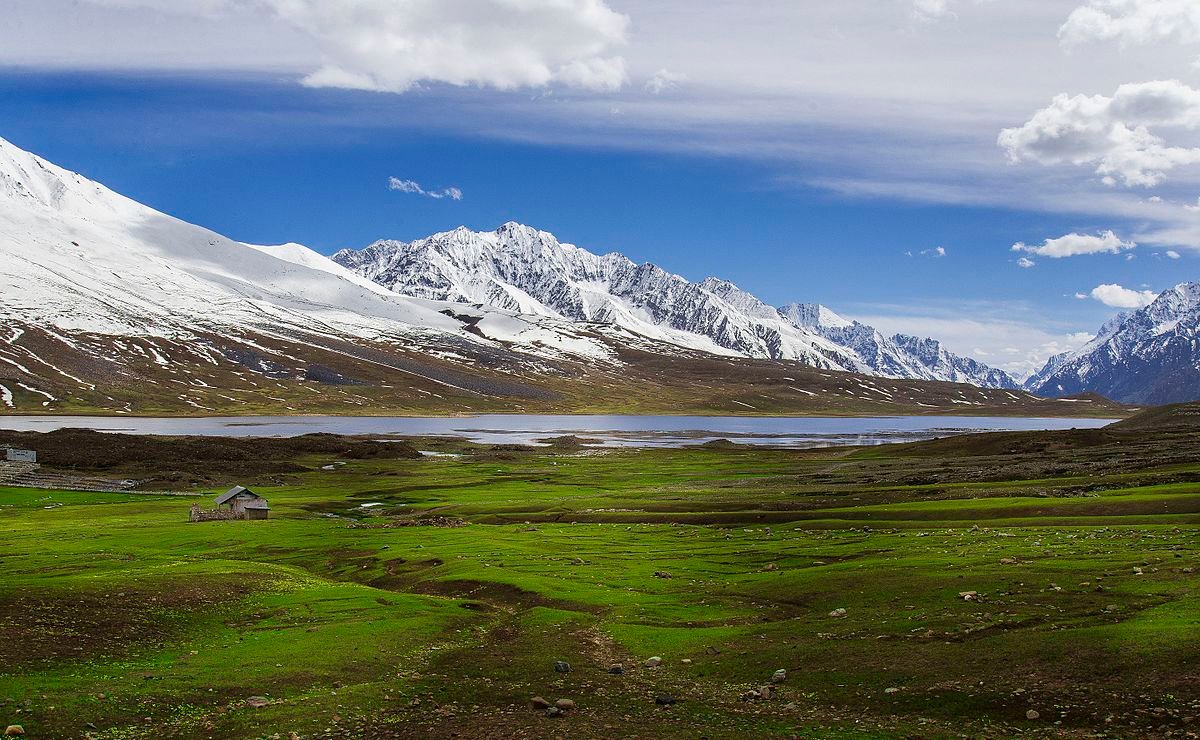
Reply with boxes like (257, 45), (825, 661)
(388, 177), (463, 201)
(645, 69), (686, 94)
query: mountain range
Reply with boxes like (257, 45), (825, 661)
(333, 225), (1019, 388)
(0, 135), (1171, 414)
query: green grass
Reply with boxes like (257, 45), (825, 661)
(1, 443), (1198, 738)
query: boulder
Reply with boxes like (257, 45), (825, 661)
(555, 699), (576, 711)
(771, 669), (787, 684)
(553, 661), (571, 673)
(644, 656), (663, 668)
(530, 697), (552, 710)
(4, 727), (24, 737)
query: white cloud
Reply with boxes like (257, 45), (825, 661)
(1059, 0), (1200, 48)
(83, 0), (631, 93)
(388, 177), (463, 201)
(999, 80), (1200, 188)
(920, 246), (947, 257)
(1011, 230), (1136, 257)
(11, 1), (1200, 253)
(645, 69), (686, 94)
(1089, 282), (1158, 307)
(1016, 256), (1036, 268)
(1167, 248), (1183, 258)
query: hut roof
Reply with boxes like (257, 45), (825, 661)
(242, 500), (271, 510)
(215, 485), (257, 505)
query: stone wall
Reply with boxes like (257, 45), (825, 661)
(189, 504), (244, 522)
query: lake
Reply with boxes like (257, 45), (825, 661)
(0, 414), (1117, 448)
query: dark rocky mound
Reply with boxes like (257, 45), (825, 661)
(0, 428), (421, 485)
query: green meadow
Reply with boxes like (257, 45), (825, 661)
(1, 433), (1199, 738)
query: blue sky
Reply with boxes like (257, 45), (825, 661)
(2, 1), (1199, 377)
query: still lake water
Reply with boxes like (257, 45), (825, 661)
(0, 414), (1117, 448)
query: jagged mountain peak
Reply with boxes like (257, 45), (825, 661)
(1025, 281), (1200, 404)
(779, 303), (855, 330)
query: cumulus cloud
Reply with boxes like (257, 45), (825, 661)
(1016, 256), (1036, 268)
(920, 246), (947, 257)
(1011, 230), (1136, 257)
(998, 79), (1200, 187)
(1089, 282), (1159, 307)
(388, 177), (463, 201)
(1167, 249), (1182, 258)
(84, 0), (630, 93)
(1059, 0), (1200, 48)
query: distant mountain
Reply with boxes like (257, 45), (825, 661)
(1025, 282), (1200, 404)
(335, 225), (1017, 388)
(780, 303), (1019, 388)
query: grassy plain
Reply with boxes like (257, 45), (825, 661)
(1, 419), (1199, 738)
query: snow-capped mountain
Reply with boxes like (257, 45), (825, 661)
(333, 224), (861, 370)
(780, 303), (1019, 388)
(334, 224), (1016, 388)
(0, 136), (654, 412)
(1024, 283), (1200, 404)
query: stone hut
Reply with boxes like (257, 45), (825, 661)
(215, 486), (270, 520)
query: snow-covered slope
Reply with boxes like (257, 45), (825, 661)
(1025, 283), (1200, 404)
(0, 136), (626, 369)
(334, 224), (1016, 387)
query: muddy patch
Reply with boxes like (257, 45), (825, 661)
(0, 576), (263, 666)
(410, 579), (603, 615)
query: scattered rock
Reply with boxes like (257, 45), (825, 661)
(555, 699), (576, 711)
(554, 661), (571, 674)
(1026, 709), (1041, 720)
(884, 687), (900, 695)
(653, 571), (673, 579)
(245, 696), (270, 709)
(771, 669), (787, 684)
(545, 707), (563, 718)
(758, 686), (773, 700)
(530, 697), (551, 711)
(959, 591), (979, 601)
(680, 658), (692, 665)
(644, 656), (662, 668)
(608, 664), (624, 675)
(4, 727), (24, 737)
(655, 695), (677, 706)
(829, 608), (847, 618)
(1000, 558), (1018, 565)
(762, 563), (779, 572)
